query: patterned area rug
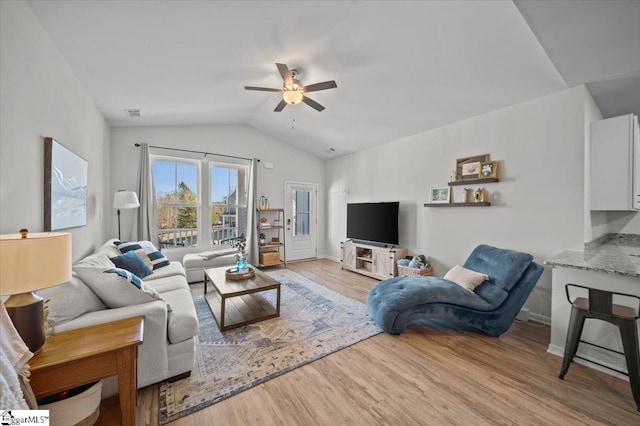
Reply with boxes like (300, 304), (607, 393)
(158, 269), (381, 424)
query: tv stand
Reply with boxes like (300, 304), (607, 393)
(341, 240), (407, 280)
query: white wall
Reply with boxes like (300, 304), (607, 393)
(0, 1), (111, 262)
(325, 86), (593, 320)
(109, 125), (325, 253)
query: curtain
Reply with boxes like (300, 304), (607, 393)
(135, 143), (158, 246)
(245, 159), (258, 265)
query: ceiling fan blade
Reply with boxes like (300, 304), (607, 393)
(244, 86), (283, 92)
(274, 99), (287, 112)
(302, 96), (325, 112)
(276, 63), (293, 87)
(303, 80), (337, 93)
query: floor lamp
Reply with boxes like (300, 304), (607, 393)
(113, 190), (140, 240)
(0, 229), (72, 354)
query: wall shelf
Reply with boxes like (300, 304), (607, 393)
(424, 202), (491, 207)
(448, 177), (499, 186)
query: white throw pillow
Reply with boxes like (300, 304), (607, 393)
(444, 264), (488, 292)
(75, 266), (169, 310)
(37, 272), (107, 326)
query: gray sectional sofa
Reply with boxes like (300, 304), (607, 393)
(38, 239), (198, 397)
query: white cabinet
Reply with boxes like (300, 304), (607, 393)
(340, 240), (407, 280)
(590, 113), (640, 211)
(342, 242), (356, 269)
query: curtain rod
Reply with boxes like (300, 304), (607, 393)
(134, 143), (258, 162)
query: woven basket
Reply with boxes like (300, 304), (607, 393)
(398, 265), (433, 277)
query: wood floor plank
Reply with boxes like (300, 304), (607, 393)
(94, 259), (640, 425)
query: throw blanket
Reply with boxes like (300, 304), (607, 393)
(0, 300), (36, 409)
(198, 248), (238, 260)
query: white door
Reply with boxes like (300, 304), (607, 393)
(284, 182), (317, 261)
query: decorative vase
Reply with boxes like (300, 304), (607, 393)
(236, 252), (248, 271)
(259, 194), (269, 210)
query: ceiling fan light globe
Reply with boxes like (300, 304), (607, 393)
(283, 90), (303, 105)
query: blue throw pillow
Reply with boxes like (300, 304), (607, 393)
(104, 267), (143, 289)
(114, 240), (170, 270)
(110, 251), (153, 279)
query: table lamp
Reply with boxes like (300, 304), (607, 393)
(113, 190), (140, 240)
(0, 229), (71, 354)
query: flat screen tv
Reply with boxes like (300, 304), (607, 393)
(347, 202), (399, 245)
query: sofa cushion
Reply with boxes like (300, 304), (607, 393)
(161, 289), (199, 344)
(462, 244), (533, 292)
(37, 273), (106, 326)
(182, 253), (237, 269)
(75, 266), (170, 311)
(110, 251), (153, 279)
(144, 261), (186, 281)
(114, 240), (170, 270)
(144, 274), (189, 294)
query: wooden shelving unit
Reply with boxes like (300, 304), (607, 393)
(424, 202), (491, 207)
(448, 177), (499, 186)
(257, 208), (286, 268)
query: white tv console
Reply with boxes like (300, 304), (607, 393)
(340, 240), (407, 280)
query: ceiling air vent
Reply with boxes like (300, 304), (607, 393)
(125, 109), (141, 117)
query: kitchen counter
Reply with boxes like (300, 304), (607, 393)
(544, 233), (640, 278)
(546, 233), (640, 379)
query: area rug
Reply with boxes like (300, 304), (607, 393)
(158, 269), (381, 424)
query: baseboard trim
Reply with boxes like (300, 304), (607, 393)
(529, 312), (550, 325)
(319, 254), (340, 263)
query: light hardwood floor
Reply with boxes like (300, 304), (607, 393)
(97, 259), (639, 425)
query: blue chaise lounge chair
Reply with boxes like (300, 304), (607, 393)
(367, 244), (544, 336)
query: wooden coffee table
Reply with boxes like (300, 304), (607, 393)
(204, 265), (281, 331)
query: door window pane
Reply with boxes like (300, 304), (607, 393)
(292, 189), (310, 236)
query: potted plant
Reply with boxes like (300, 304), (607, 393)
(259, 233), (266, 245)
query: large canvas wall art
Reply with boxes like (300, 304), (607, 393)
(44, 137), (88, 231)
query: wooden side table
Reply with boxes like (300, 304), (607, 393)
(29, 316), (144, 426)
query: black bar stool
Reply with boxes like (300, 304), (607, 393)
(559, 283), (640, 411)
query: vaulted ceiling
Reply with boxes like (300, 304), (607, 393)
(26, 1), (640, 160)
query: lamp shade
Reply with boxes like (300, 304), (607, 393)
(113, 190), (140, 209)
(0, 231), (72, 295)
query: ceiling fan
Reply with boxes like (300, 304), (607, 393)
(245, 63), (337, 112)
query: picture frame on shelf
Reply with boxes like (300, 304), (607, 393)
(461, 162), (481, 179)
(430, 187), (451, 204)
(479, 161), (498, 178)
(454, 154), (490, 181)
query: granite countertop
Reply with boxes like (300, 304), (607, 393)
(544, 234), (640, 278)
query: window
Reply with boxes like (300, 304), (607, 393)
(210, 165), (248, 245)
(153, 159), (199, 248)
(151, 154), (249, 250)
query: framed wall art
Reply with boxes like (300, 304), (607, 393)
(479, 161), (499, 178)
(44, 137), (88, 231)
(454, 154), (490, 181)
(430, 186), (451, 204)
